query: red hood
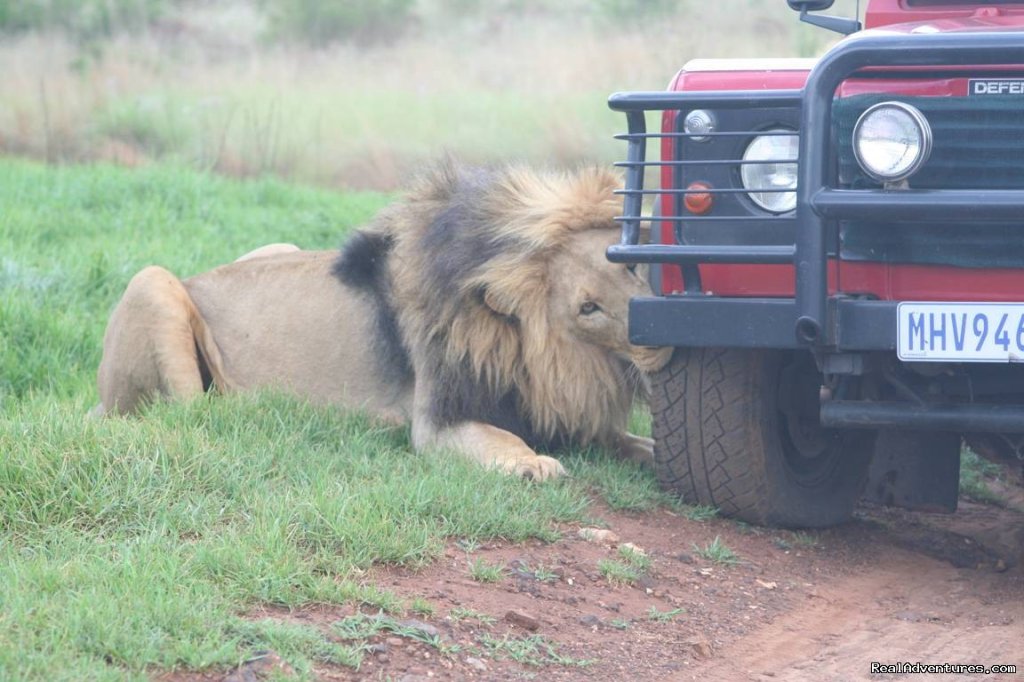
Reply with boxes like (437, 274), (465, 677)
(866, 1), (1024, 32)
(864, 15), (1024, 35)
(670, 10), (1024, 95)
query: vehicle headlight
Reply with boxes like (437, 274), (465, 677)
(852, 102), (932, 183)
(741, 130), (799, 213)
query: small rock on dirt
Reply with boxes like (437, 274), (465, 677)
(465, 656), (488, 672)
(684, 636), (714, 660)
(386, 636), (405, 647)
(618, 542), (647, 555)
(579, 614), (602, 628)
(893, 610), (924, 623)
(222, 650), (295, 682)
(637, 575), (657, 591)
(578, 527), (620, 544)
(395, 619), (441, 639)
(505, 609), (541, 631)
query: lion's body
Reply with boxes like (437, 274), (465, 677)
(96, 250), (412, 420)
(186, 251), (412, 416)
(95, 163), (670, 478)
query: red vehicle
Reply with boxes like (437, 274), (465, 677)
(609, 0), (1024, 527)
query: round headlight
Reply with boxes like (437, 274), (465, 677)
(852, 102), (932, 183)
(741, 130), (799, 213)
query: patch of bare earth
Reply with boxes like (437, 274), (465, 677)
(170, 497), (1024, 682)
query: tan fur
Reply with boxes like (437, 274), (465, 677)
(234, 242), (300, 262)
(96, 266), (235, 415)
(96, 253), (412, 421)
(94, 163), (672, 480)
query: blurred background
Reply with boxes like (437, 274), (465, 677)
(0, 0), (849, 190)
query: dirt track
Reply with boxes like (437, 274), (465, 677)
(203, 493), (1024, 682)
(698, 540), (1023, 681)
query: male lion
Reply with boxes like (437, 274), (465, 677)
(96, 162), (672, 480)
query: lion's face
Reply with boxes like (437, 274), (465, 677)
(547, 228), (672, 374)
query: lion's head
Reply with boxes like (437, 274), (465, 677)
(371, 161), (672, 449)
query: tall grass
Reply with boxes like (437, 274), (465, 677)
(0, 1), (837, 189)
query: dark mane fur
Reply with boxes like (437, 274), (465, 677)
(332, 230), (412, 389)
(334, 160), (630, 450)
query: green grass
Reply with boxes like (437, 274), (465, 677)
(0, 159), (673, 680)
(468, 558), (506, 583)
(680, 504), (719, 522)
(448, 607), (497, 627)
(596, 558), (641, 586)
(960, 447), (1005, 505)
(333, 612), (455, 653)
(408, 597), (436, 618)
(231, 619), (365, 672)
(645, 606), (683, 623)
(789, 531), (820, 549)
(616, 544), (651, 572)
(692, 536), (740, 566)
(598, 543), (651, 586)
(564, 442), (679, 513)
(479, 634), (593, 668)
(521, 561), (560, 584)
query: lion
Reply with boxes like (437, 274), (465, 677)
(95, 162), (672, 480)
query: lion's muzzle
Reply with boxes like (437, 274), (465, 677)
(629, 345), (673, 373)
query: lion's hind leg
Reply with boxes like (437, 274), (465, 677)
(97, 266), (229, 415)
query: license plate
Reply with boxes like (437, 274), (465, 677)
(898, 302), (1024, 362)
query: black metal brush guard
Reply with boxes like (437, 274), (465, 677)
(608, 30), (1024, 433)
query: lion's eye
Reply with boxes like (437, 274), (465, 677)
(580, 301), (600, 315)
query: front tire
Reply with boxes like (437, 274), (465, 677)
(650, 347), (874, 528)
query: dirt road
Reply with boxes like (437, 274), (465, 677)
(697, 544), (1022, 681)
(211, 496), (1024, 681)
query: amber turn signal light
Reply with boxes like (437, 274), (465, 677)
(684, 182), (713, 215)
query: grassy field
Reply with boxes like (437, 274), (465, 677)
(0, 0), (839, 189)
(0, 158), (674, 680)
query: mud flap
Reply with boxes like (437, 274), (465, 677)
(864, 430), (961, 513)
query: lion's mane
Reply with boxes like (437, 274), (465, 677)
(335, 161), (639, 451)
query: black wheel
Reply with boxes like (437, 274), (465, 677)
(650, 347), (875, 528)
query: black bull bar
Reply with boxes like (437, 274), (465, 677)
(606, 31), (1024, 433)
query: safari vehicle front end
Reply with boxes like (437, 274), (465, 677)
(609, 0), (1024, 527)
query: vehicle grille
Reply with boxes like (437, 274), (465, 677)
(835, 93), (1024, 269)
(835, 94), (1024, 190)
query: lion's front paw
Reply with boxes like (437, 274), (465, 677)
(618, 433), (655, 467)
(507, 454), (566, 481)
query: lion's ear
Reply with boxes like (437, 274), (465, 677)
(481, 286), (517, 319)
